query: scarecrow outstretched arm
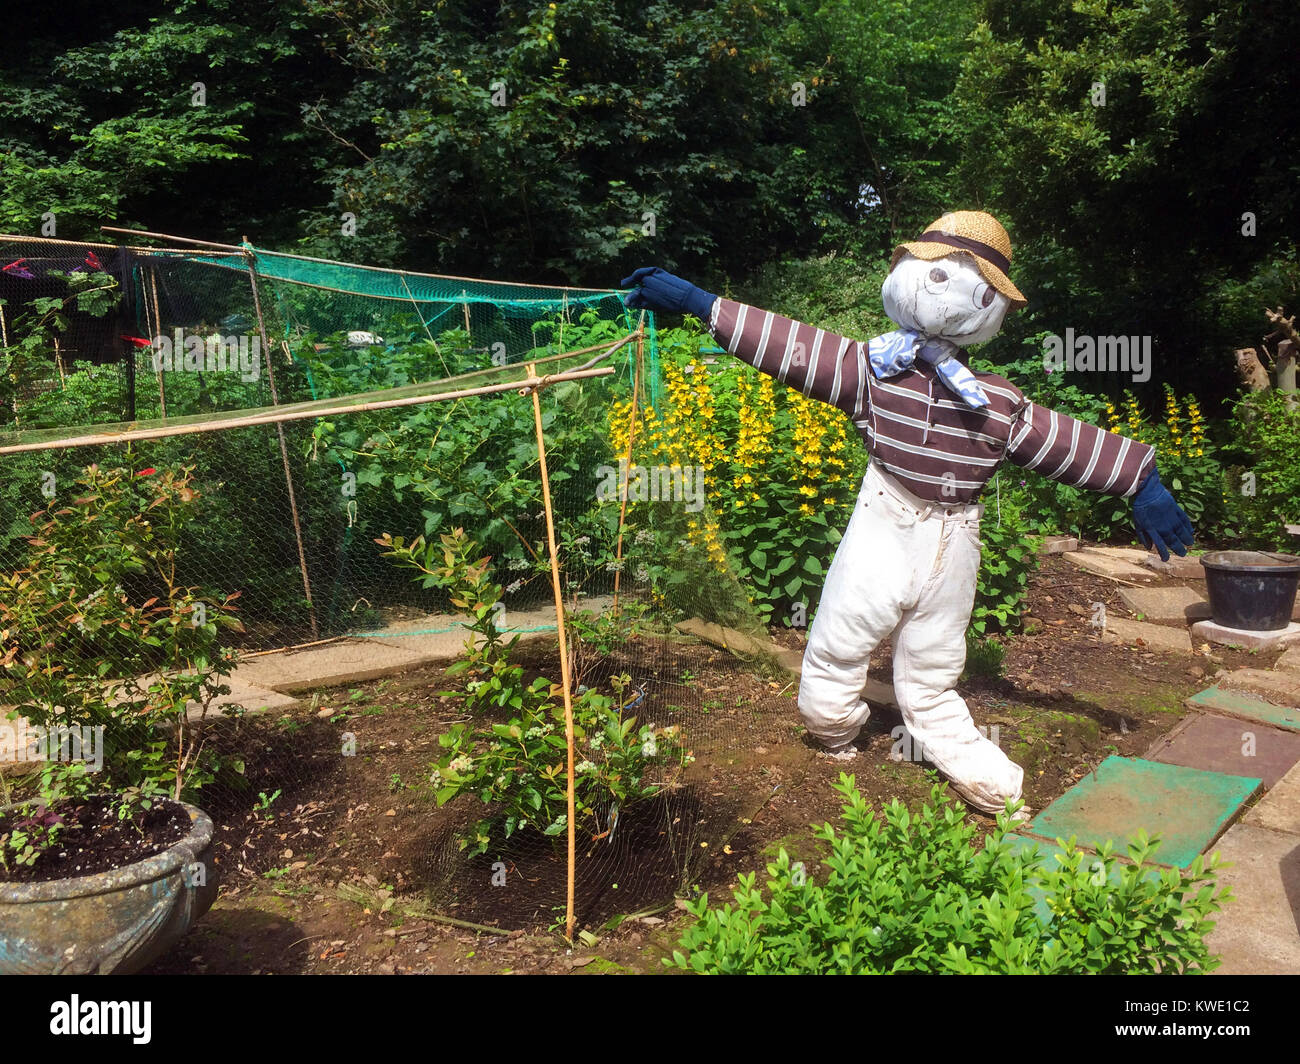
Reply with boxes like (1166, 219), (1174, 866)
(707, 298), (870, 422)
(1005, 400), (1156, 497)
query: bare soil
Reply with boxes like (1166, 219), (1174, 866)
(0, 795), (190, 883)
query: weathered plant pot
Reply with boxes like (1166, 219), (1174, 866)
(0, 800), (217, 974)
(1201, 550), (1300, 631)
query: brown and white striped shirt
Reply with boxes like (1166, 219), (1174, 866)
(709, 299), (1155, 505)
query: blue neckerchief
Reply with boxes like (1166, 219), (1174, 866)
(867, 329), (990, 409)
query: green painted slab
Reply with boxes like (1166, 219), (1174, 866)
(1020, 756), (1261, 869)
(1186, 687), (1300, 731)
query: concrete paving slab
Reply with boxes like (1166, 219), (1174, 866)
(1216, 667), (1300, 707)
(1243, 759), (1300, 835)
(1142, 553), (1207, 579)
(192, 677), (299, 716)
(1101, 615), (1192, 654)
(1185, 686), (1300, 731)
(1064, 550), (1155, 581)
(1119, 585), (1213, 623)
(1275, 645), (1300, 673)
(1082, 546), (1155, 564)
(1202, 823), (1300, 975)
(234, 639), (448, 693)
(1039, 535), (1078, 555)
(1147, 712), (1300, 790)
(1021, 756), (1261, 868)
(1191, 619), (1300, 652)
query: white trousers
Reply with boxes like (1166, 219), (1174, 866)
(799, 462), (1024, 813)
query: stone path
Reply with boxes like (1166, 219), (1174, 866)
(1011, 543), (1300, 974)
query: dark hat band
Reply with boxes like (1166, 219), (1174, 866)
(914, 230), (1011, 275)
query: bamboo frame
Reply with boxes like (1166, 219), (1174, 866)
(527, 360), (579, 943)
(243, 243), (319, 639)
(98, 226), (619, 298)
(0, 364), (617, 454)
(611, 318), (646, 614)
(148, 267), (166, 418)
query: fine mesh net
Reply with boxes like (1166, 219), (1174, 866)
(0, 235), (807, 932)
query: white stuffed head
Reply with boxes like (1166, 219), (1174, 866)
(881, 253), (1011, 347)
(882, 210), (1026, 348)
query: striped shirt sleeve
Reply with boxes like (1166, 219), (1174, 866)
(707, 298), (868, 421)
(1005, 401), (1156, 498)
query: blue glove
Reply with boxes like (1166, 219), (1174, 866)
(620, 267), (717, 320)
(1133, 469), (1195, 561)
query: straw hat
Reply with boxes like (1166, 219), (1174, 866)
(891, 211), (1027, 309)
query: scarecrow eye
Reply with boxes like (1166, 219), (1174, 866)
(924, 266), (949, 294)
(973, 282), (995, 308)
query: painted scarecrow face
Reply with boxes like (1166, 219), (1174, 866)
(881, 252), (1011, 347)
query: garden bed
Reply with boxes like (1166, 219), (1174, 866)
(136, 553), (1266, 974)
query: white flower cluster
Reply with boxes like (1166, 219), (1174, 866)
(575, 760), (597, 775)
(448, 755), (473, 775)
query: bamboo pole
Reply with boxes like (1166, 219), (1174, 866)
(611, 318), (646, 614)
(148, 267), (166, 418)
(99, 226), (247, 253)
(243, 243), (319, 639)
(0, 365), (616, 454)
(527, 360), (578, 942)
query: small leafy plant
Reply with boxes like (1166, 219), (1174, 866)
(0, 803), (65, 871)
(385, 527), (691, 856)
(670, 774), (1229, 974)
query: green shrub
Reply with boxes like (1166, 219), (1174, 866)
(670, 775), (1228, 974)
(1221, 389), (1300, 549)
(0, 461), (243, 804)
(971, 494), (1038, 636)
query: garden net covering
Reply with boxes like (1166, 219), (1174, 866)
(0, 235), (805, 933)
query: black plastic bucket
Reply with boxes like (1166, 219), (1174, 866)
(1200, 551), (1300, 631)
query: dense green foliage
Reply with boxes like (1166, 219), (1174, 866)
(5, 0), (1295, 400)
(0, 462), (242, 810)
(671, 774), (1228, 974)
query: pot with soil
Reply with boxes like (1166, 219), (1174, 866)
(0, 794), (218, 974)
(1200, 550), (1300, 631)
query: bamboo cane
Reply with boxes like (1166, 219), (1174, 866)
(0, 365), (616, 454)
(527, 360), (579, 942)
(243, 242), (319, 639)
(611, 318), (646, 614)
(148, 267), (166, 418)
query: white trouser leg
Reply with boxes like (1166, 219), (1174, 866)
(798, 467), (928, 747)
(891, 516), (1024, 813)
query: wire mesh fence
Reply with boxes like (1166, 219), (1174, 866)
(0, 235), (803, 934)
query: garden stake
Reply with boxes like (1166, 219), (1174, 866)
(146, 267), (167, 418)
(527, 361), (578, 942)
(612, 315), (646, 614)
(243, 239), (318, 639)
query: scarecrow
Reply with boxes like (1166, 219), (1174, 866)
(620, 210), (1194, 816)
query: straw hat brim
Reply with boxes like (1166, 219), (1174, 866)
(891, 241), (1027, 310)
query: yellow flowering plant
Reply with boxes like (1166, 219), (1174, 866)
(617, 321), (866, 624)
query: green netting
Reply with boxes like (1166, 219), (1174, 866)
(0, 234), (787, 937)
